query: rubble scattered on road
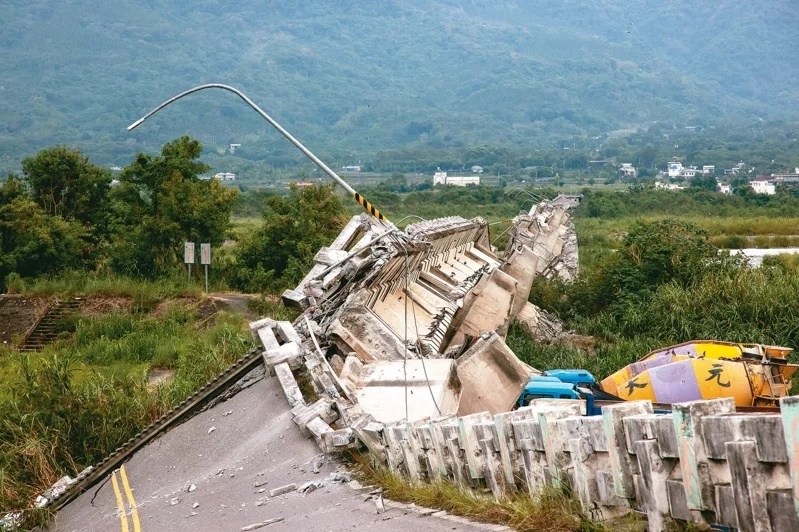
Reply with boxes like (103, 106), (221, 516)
(208, 426), (216, 434)
(186, 484), (196, 492)
(297, 480), (324, 494)
(254, 479), (269, 488)
(170, 497), (181, 506)
(241, 517), (285, 530)
(192, 502), (199, 509)
(327, 471), (352, 483)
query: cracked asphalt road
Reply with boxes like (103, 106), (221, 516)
(51, 373), (497, 532)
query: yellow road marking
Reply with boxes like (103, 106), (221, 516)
(119, 465), (142, 532)
(110, 471), (130, 532)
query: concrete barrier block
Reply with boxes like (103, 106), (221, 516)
(651, 415), (679, 458)
(292, 398), (338, 430)
(666, 479), (693, 522)
(623, 414), (657, 453)
(494, 408), (537, 489)
(457, 412), (494, 482)
(265, 341), (304, 370)
(766, 489), (799, 532)
(383, 424), (409, 478)
(672, 398), (735, 512)
(441, 421), (469, 488)
(430, 417), (457, 482)
(406, 420), (430, 482)
(741, 415), (787, 463)
(511, 419), (547, 494)
(634, 439), (671, 531)
(714, 484), (738, 529)
(306, 417), (333, 447)
(780, 395), (799, 521)
(322, 428), (357, 452)
(602, 401), (653, 499)
(256, 324), (281, 352)
(273, 362), (305, 408)
(582, 416), (608, 452)
(474, 422), (506, 499)
(538, 407), (585, 488)
(727, 440), (771, 532)
(249, 317), (276, 333)
(415, 423), (444, 482)
(701, 414), (738, 460)
(275, 321), (303, 345)
(595, 470), (620, 506)
(352, 419), (386, 459)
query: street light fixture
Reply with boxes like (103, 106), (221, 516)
(127, 83), (390, 224)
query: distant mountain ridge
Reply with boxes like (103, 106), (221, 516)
(0, 1), (796, 169)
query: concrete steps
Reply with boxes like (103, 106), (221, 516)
(20, 298), (81, 351)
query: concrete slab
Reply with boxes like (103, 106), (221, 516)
(341, 358), (461, 424)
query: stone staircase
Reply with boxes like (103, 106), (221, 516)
(20, 298), (82, 351)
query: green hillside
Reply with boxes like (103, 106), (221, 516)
(1, 1), (796, 173)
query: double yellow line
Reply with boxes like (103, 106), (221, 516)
(110, 465), (141, 532)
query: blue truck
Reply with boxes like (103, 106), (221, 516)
(517, 369), (603, 414)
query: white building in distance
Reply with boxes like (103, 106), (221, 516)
(214, 172), (236, 181)
(654, 181), (685, 191)
(433, 171), (480, 187)
(667, 161), (683, 177)
(750, 180), (775, 195)
(619, 163), (637, 178)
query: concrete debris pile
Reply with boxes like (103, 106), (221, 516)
(249, 198), (579, 454)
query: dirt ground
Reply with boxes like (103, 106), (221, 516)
(0, 295), (52, 347)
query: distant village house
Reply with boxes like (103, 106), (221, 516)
(433, 170), (480, 187)
(619, 163), (637, 179)
(749, 180), (775, 195)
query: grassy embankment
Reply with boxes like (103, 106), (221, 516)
(0, 275), (255, 524)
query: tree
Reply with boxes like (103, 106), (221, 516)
(21, 146), (112, 229)
(0, 176), (89, 287)
(109, 137), (237, 276)
(231, 184), (347, 292)
(691, 174), (718, 191)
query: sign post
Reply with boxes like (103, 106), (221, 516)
(184, 242), (195, 282)
(200, 243), (211, 293)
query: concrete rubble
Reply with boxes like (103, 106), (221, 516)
(249, 197), (578, 456)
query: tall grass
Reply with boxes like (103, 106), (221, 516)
(347, 451), (626, 532)
(6, 272), (204, 310)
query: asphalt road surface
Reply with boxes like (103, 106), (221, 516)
(51, 373), (502, 532)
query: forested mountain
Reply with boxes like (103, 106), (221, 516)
(1, 1), (796, 172)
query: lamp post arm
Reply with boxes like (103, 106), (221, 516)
(128, 83), (390, 223)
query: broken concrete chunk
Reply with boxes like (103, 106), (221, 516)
(297, 480), (324, 494)
(241, 517), (285, 531)
(269, 483), (297, 497)
(455, 333), (533, 416)
(327, 471), (353, 483)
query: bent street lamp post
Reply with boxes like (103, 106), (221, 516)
(127, 83), (390, 224)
